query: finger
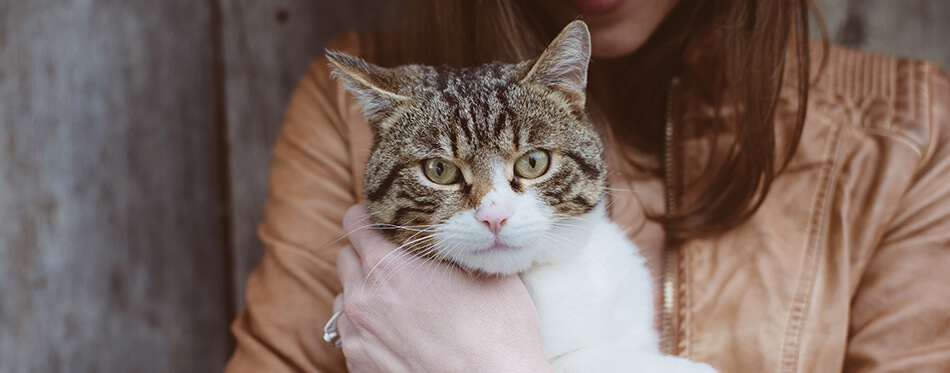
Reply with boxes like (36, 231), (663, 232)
(333, 293), (343, 310)
(332, 294), (348, 340)
(332, 294), (357, 353)
(343, 203), (402, 267)
(335, 307), (357, 354)
(342, 203), (374, 237)
(337, 244), (365, 290)
(333, 292), (361, 354)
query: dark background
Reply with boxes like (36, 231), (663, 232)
(1, 1), (947, 371)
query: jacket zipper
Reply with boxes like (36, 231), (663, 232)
(661, 77), (679, 355)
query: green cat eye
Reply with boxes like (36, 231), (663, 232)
(514, 150), (550, 179)
(423, 158), (461, 185)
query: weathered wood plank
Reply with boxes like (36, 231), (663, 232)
(219, 0), (400, 310)
(0, 1), (230, 372)
(816, 0), (950, 70)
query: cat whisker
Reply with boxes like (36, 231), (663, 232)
(322, 223), (384, 250)
(548, 221), (593, 231)
(360, 245), (413, 294)
(371, 241), (443, 293)
(436, 239), (466, 281)
(534, 236), (565, 255)
(540, 231), (585, 249)
(385, 253), (430, 292)
(362, 247), (420, 294)
(361, 231), (439, 293)
(539, 236), (579, 254)
(536, 235), (574, 257)
(373, 248), (423, 289)
(380, 250), (435, 291)
(604, 197), (622, 211)
(399, 248), (446, 289)
(324, 221), (437, 251)
(549, 214), (590, 224)
(604, 187), (639, 194)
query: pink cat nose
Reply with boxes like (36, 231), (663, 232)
(476, 207), (510, 235)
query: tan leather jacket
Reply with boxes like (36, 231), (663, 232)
(226, 33), (950, 372)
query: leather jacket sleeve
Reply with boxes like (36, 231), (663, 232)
(844, 64), (950, 372)
(225, 51), (355, 373)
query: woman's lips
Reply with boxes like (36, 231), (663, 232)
(566, 0), (623, 15)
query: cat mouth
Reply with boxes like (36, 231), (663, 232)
(476, 240), (522, 254)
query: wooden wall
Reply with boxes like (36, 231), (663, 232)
(0, 2), (229, 371)
(817, 0), (950, 66)
(0, 1), (397, 371)
(217, 0), (399, 312)
(0, 1), (946, 371)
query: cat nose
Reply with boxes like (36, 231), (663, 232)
(476, 207), (510, 235)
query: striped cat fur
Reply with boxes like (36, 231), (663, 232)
(328, 20), (716, 372)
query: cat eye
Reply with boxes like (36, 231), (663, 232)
(514, 150), (550, 179)
(422, 158), (461, 185)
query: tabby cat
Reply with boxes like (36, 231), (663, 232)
(328, 20), (715, 372)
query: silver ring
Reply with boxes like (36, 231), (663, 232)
(323, 308), (345, 348)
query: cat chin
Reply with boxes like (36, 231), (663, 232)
(453, 245), (545, 275)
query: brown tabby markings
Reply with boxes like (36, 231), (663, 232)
(328, 21), (605, 248)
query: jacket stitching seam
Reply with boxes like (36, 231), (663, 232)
(921, 62), (935, 170)
(809, 110), (925, 157)
(683, 240), (693, 357)
(778, 124), (843, 373)
(809, 56), (931, 156)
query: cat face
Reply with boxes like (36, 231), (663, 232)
(329, 21), (605, 275)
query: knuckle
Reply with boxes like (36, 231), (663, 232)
(341, 340), (368, 372)
(342, 297), (371, 329)
(362, 257), (384, 278)
(362, 255), (402, 285)
(342, 204), (366, 232)
(344, 356), (364, 373)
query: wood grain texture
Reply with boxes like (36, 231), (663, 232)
(816, 0), (950, 70)
(219, 0), (400, 310)
(0, 2), (230, 372)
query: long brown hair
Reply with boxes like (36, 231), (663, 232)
(363, 0), (823, 240)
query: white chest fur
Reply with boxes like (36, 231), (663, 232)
(520, 210), (716, 373)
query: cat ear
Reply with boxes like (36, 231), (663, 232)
(520, 20), (591, 111)
(326, 50), (409, 130)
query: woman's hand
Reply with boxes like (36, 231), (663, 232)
(333, 204), (552, 373)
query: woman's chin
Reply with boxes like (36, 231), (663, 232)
(535, 0), (680, 58)
(566, 0), (625, 15)
(589, 27), (649, 58)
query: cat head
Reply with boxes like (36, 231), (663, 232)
(328, 21), (606, 275)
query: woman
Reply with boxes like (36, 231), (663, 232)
(227, 0), (950, 371)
